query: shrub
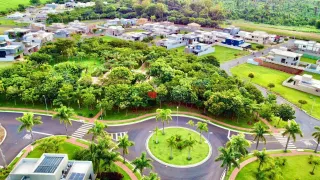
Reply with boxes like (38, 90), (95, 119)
(97, 172), (124, 180)
(89, 113), (94, 118)
(256, 45), (264, 49)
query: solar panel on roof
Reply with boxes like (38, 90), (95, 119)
(34, 156), (63, 173)
(69, 173), (85, 180)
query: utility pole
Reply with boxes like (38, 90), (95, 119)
(43, 95), (48, 114)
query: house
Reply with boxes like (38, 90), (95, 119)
(106, 26), (125, 36)
(5, 28), (31, 41)
(0, 35), (15, 42)
(47, 23), (66, 32)
(137, 18), (148, 25)
(187, 23), (201, 31)
(157, 34), (186, 49)
(222, 37), (251, 48)
(120, 18), (137, 26)
(223, 26), (240, 36)
(284, 74), (320, 96)
(183, 33), (200, 45)
(68, 20), (89, 33)
(142, 23), (180, 36)
(293, 40), (320, 54)
(65, 1), (76, 8)
(8, 153), (94, 180)
(6, 12), (25, 20)
(268, 48), (303, 66)
(23, 31), (54, 47)
(26, 6), (37, 13)
(237, 31), (270, 44)
(185, 43), (215, 56)
(120, 32), (153, 41)
(54, 29), (70, 38)
(201, 31), (218, 44)
(30, 23), (46, 32)
(35, 13), (48, 22)
(106, 18), (121, 26)
(0, 41), (23, 61)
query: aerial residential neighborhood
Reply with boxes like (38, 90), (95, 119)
(0, 0), (320, 180)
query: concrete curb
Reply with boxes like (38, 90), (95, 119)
(145, 126), (212, 168)
(0, 125), (7, 145)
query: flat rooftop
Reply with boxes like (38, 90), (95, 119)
(270, 49), (303, 58)
(11, 159), (38, 174)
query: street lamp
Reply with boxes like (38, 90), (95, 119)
(43, 95), (48, 114)
(176, 106), (179, 125)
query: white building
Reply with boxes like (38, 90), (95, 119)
(185, 43), (215, 56)
(105, 26), (125, 36)
(0, 41), (23, 61)
(68, 20), (89, 33)
(120, 32), (153, 41)
(237, 31), (270, 44)
(23, 31), (54, 48)
(6, 12), (25, 20)
(8, 153), (94, 180)
(157, 34), (186, 49)
(283, 74), (320, 96)
(293, 40), (320, 54)
(268, 48), (303, 66)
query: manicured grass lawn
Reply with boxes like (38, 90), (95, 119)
(301, 56), (318, 64)
(0, 61), (13, 69)
(231, 64), (320, 119)
(148, 127), (209, 165)
(101, 35), (119, 41)
(0, 0), (46, 11)
(236, 155), (320, 180)
(27, 140), (83, 159)
(68, 57), (103, 75)
(212, 45), (250, 63)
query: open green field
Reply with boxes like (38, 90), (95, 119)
(231, 64), (320, 119)
(68, 57), (103, 75)
(212, 46), (250, 63)
(101, 35), (120, 42)
(236, 155), (320, 180)
(148, 127), (209, 165)
(0, 0), (47, 11)
(301, 56), (318, 64)
(225, 20), (320, 42)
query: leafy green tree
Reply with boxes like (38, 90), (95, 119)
(118, 134), (135, 163)
(311, 159), (320, 175)
(142, 172), (160, 180)
(282, 121), (303, 152)
(156, 109), (172, 135)
(155, 84), (168, 108)
(102, 151), (120, 172)
(215, 147), (240, 175)
(187, 120), (195, 128)
(29, 52), (52, 64)
(312, 126), (320, 153)
(316, 20), (320, 29)
(196, 122), (208, 143)
(94, 0), (104, 14)
(53, 105), (75, 137)
(21, 88), (39, 106)
(167, 136), (176, 159)
(153, 126), (160, 144)
(267, 83), (275, 91)
(248, 73), (254, 81)
(253, 148), (270, 172)
(185, 136), (197, 160)
(275, 104), (295, 122)
(107, 67), (134, 85)
(87, 121), (108, 141)
(30, 0), (40, 5)
(132, 152), (153, 175)
(251, 122), (269, 149)
(16, 113), (42, 142)
(226, 133), (251, 157)
(38, 137), (64, 153)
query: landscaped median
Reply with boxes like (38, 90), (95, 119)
(146, 127), (211, 167)
(229, 150), (320, 180)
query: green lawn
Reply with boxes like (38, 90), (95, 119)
(27, 140), (83, 159)
(236, 155), (320, 180)
(68, 57), (103, 75)
(0, 0), (47, 11)
(0, 61), (13, 69)
(212, 45), (250, 63)
(148, 127), (209, 165)
(301, 56), (318, 64)
(110, 164), (131, 180)
(101, 35), (119, 42)
(231, 64), (320, 119)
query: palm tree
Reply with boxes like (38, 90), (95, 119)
(226, 133), (251, 157)
(132, 152), (153, 175)
(16, 113), (42, 142)
(187, 120), (195, 129)
(185, 136), (197, 160)
(53, 105), (75, 137)
(311, 159), (320, 175)
(282, 121), (303, 152)
(251, 122), (270, 149)
(87, 121), (108, 141)
(253, 148), (269, 171)
(118, 134), (135, 163)
(102, 151), (120, 172)
(167, 136), (176, 160)
(153, 126), (160, 144)
(196, 122), (208, 143)
(142, 172), (160, 180)
(312, 126), (320, 153)
(156, 109), (172, 135)
(215, 147), (240, 176)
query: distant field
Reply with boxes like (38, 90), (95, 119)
(0, 0), (47, 11)
(225, 20), (320, 42)
(213, 45), (250, 63)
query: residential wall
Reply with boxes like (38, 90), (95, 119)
(258, 60), (303, 74)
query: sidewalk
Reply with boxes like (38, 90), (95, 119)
(229, 150), (320, 180)
(66, 138), (138, 180)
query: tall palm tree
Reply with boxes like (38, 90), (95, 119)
(312, 126), (320, 153)
(118, 134), (135, 163)
(196, 122), (208, 143)
(102, 151), (120, 172)
(253, 149), (270, 172)
(132, 152), (153, 175)
(142, 172), (160, 180)
(87, 121), (108, 142)
(215, 147), (240, 176)
(16, 113), (42, 142)
(153, 126), (160, 144)
(167, 136), (176, 159)
(53, 105), (75, 137)
(187, 120), (195, 129)
(282, 121), (303, 152)
(185, 136), (197, 160)
(251, 122), (269, 149)
(156, 109), (172, 135)
(226, 133), (251, 157)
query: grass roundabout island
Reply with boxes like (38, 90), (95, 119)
(146, 127), (211, 167)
